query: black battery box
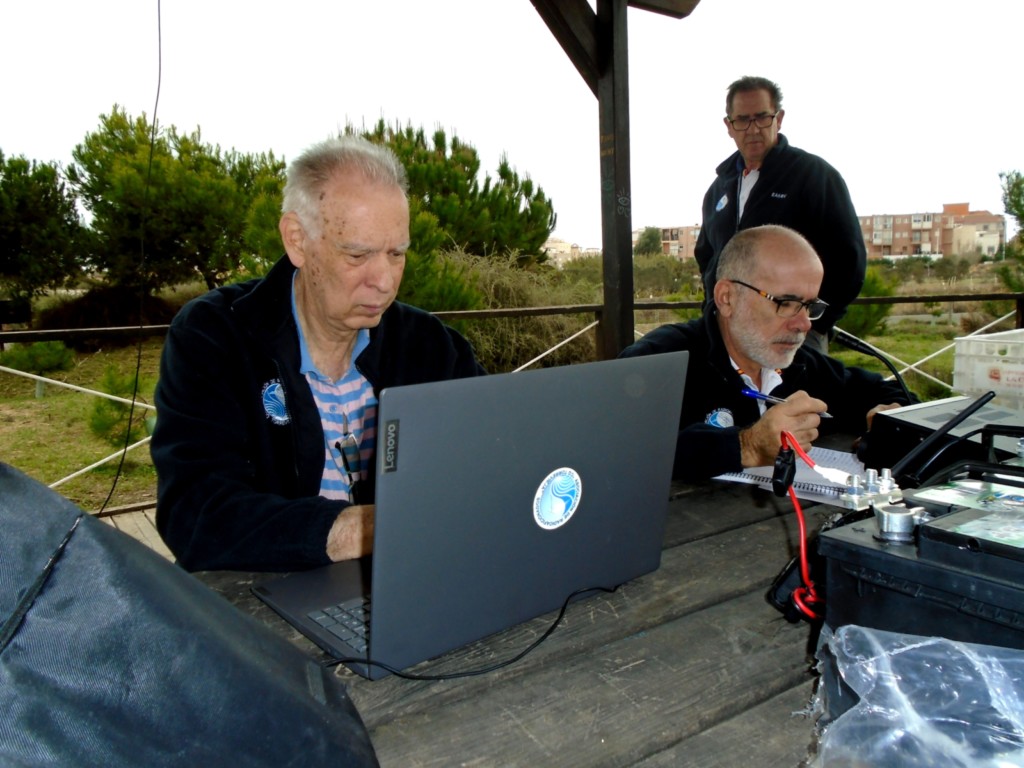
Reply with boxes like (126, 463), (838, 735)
(819, 501), (1024, 650)
(817, 484), (1024, 720)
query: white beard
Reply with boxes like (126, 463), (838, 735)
(731, 300), (805, 370)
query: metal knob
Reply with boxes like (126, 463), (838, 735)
(874, 504), (917, 543)
(865, 468), (880, 494)
(878, 468), (895, 493)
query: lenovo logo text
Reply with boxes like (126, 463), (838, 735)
(383, 420), (399, 472)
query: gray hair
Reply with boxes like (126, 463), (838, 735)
(716, 225), (808, 282)
(725, 76), (783, 116)
(282, 135), (408, 236)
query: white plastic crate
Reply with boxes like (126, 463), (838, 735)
(953, 328), (1024, 412)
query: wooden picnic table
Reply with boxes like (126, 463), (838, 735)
(198, 479), (831, 767)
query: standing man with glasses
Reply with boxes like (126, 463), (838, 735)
(620, 226), (910, 483)
(694, 76), (866, 353)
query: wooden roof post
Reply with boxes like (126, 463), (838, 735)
(596, 0), (633, 359)
(530, 0), (700, 358)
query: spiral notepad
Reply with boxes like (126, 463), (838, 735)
(714, 447), (865, 504)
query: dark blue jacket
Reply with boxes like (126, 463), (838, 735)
(619, 306), (911, 482)
(694, 134), (867, 334)
(151, 256), (484, 572)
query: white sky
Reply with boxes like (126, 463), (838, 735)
(3, 0), (1021, 249)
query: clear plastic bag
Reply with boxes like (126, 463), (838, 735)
(812, 624), (1024, 767)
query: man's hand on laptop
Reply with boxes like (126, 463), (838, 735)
(326, 505), (375, 561)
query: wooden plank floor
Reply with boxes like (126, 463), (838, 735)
(98, 508), (174, 561)
(199, 481), (833, 767)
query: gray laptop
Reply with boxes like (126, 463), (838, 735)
(252, 352), (688, 680)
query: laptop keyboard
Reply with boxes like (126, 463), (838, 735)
(307, 596), (371, 654)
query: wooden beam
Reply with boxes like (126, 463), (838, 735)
(529, 0), (599, 96)
(628, 0), (700, 19)
(528, 1), (699, 104)
(531, 1), (700, 358)
(596, 0), (634, 358)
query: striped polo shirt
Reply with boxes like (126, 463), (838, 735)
(292, 282), (377, 501)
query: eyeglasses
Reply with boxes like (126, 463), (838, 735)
(730, 279), (829, 320)
(727, 112), (778, 131)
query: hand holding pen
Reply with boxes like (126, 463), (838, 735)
(741, 388), (832, 419)
(738, 388), (829, 468)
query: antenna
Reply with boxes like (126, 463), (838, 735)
(890, 390), (995, 488)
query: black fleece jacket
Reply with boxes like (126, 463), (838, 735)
(151, 256), (484, 572)
(619, 306), (912, 482)
(694, 134), (867, 335)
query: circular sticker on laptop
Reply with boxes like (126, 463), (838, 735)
(533, 468), (582, 530)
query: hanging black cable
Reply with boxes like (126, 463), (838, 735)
(831, 327), (914, 405)
(97, 0), (162, 514)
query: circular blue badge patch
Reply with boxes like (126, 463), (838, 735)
(706, 408), (734, 428)
(261, 380), (290, 425)
(533, 468), (582, 530)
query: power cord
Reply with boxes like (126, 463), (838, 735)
(831, 327), (914, 405)
(97, 0), (163, 514)
(772, 431), (823, 622)
(322, 584), (618, 680)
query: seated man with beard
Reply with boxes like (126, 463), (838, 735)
(619, 224), (912, 483)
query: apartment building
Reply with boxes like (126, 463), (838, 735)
(560, 203), (1006, 265)
(628, 225), (702, 260)
(541, 237), (602, 267)
(661, 225), (701, 260)
(859, 202), (1006, 261)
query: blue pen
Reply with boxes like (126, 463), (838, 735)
(741, 388), (833, 419)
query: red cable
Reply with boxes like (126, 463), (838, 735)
(782, 429), (814, 467)
(780, 432), (822, 621)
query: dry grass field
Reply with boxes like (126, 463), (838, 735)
(0, 338), (162, 512)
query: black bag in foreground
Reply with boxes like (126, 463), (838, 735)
(0, 463), (378, 767)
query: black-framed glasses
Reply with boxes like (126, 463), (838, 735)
(727, 112), (778, 131)
(730, 279), (828, 320)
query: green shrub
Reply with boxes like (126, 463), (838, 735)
(908, 374), (953, 402)
(662, 291), (702, 323)
(838, 266), (894, 338)
(633, 253), (699, 299)
(0, 341), (74, 374)
(444, 249), (596, 371)
(398, 236), (484, 316)
(35, 287), (178, 351)
(88, 366), (154, 447)
(558, 255), (602, 290)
